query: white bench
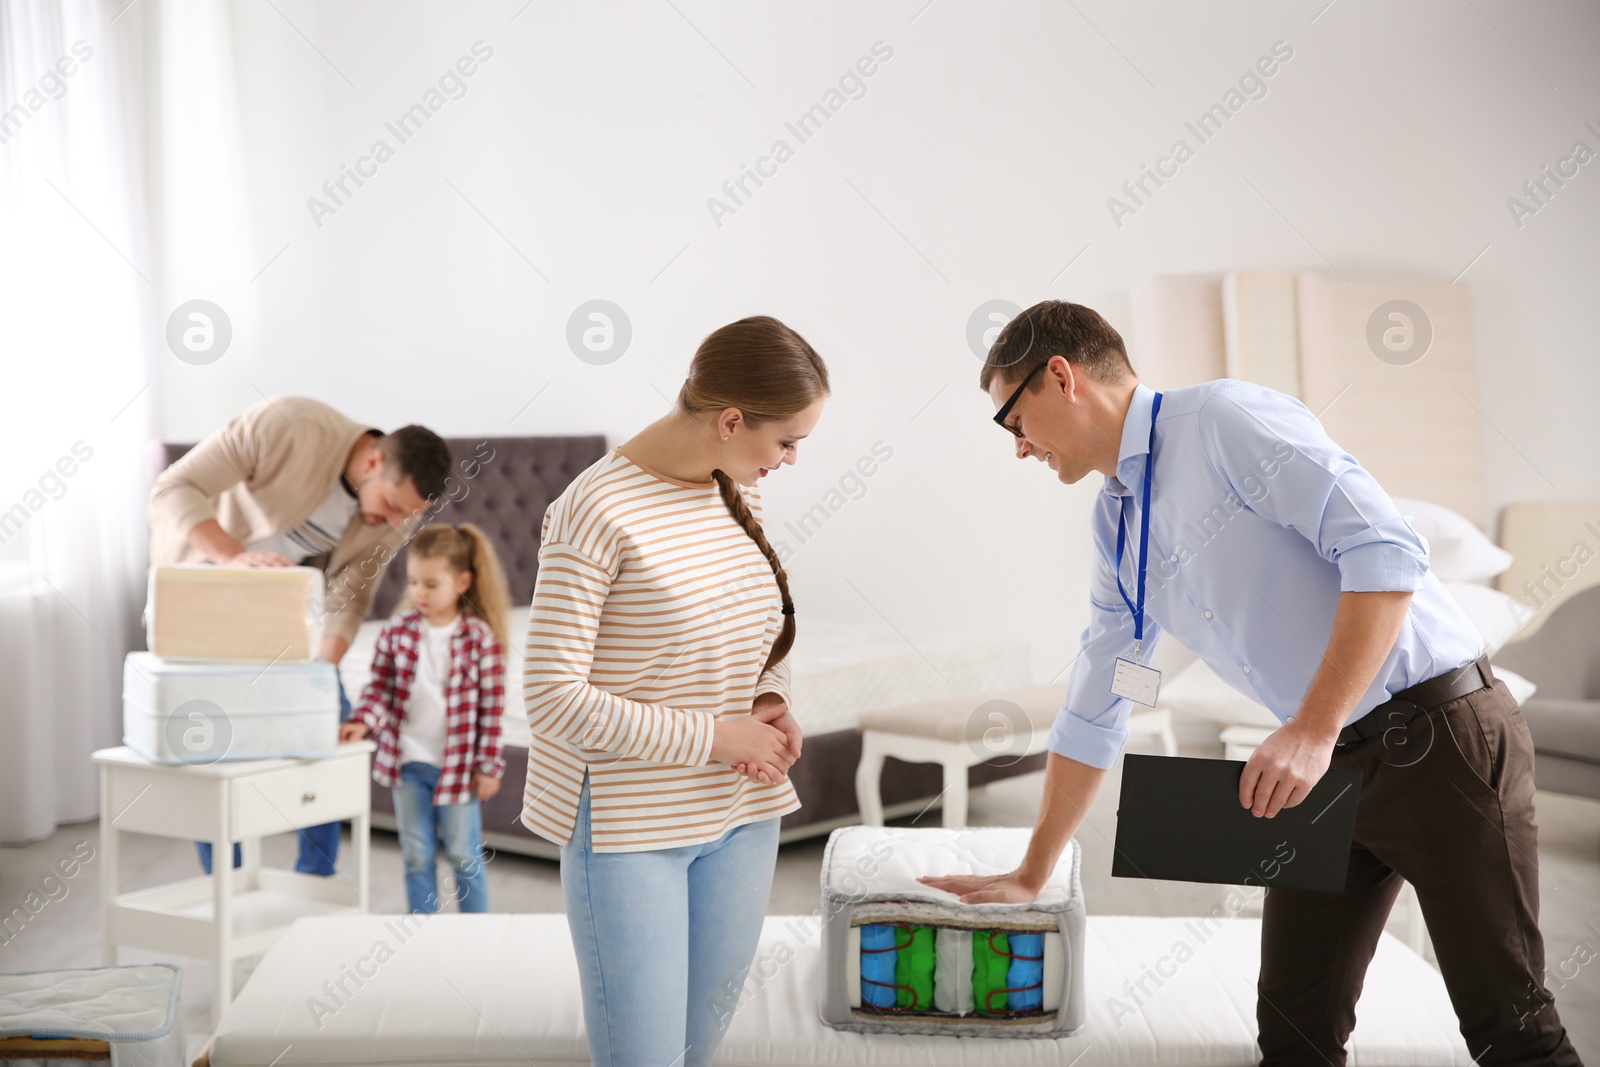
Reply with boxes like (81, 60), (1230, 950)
(201, 913), (1471, 1066)
(855, 685), (1177, 828)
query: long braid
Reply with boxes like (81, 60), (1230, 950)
(677, 314), (824, 672)
(711, 468), (795, 673)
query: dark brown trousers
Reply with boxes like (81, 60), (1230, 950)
(1257, 677), (1585, 1066)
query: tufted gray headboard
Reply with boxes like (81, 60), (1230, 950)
(149, 433), (608, 618)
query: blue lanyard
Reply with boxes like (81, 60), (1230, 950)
(1114, 391), (1163, 659)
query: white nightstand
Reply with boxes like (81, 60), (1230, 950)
(92, 741), (375, 1024)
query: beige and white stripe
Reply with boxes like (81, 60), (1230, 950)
(520, 446), (801, 853)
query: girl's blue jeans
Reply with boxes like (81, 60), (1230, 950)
(392, 760), (489, 914)
(560, 770), (780, 1067)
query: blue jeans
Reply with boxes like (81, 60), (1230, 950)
(560, 771), (780, 1067)
(197, 668), (352, 876)
(392, 761), (489, 914)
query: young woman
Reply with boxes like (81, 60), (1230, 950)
(521, 315), (827, 1066)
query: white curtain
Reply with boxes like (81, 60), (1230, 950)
(0, 0), (156, 843)
(0, 0), (255, 843)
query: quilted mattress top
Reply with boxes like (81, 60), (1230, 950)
(821, 826), (1083, 911)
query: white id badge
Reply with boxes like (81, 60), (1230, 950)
(1111, 657), (1162, 707)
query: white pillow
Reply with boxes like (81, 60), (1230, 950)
(1490, 664), (1538, 705)
(1441, 581), (1536, 655)
(1157, 657), (1280, 729)
(1392, 497), (1513, 583)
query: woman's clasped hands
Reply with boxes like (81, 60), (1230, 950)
(711, 691), (803, 785)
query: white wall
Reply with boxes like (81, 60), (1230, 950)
(148, 0), (1600, 687)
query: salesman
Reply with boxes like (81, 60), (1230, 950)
(918, 301), (1583, 1067)
(148, 394), (451, 877)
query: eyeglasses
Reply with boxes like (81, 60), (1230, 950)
(992, 361), (1047, 438)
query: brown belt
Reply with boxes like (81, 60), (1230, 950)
(1334, 653), (1495, 747)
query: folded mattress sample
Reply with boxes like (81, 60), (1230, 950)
(0, 963), (184, 1067)
(146, 564), (324, 661)
(819, 825), (1086, 1038)
(123, 652), (340, 763)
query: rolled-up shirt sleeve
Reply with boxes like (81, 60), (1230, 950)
(754, 654), (791, 705)
(1195, 384), (1431, 594)
(1046, 490), (1164, 770)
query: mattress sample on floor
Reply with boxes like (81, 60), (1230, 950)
(146, 564), (324, 661)
(0, 963), (184, 1067)
(205, 913), (1472, 1067)
(818, 825), (1086, 1037)
(122, 652), (340, 763)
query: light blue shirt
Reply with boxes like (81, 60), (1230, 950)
(1047, 379), (1485, 770)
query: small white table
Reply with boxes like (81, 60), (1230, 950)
(92, 742), (375, 1024)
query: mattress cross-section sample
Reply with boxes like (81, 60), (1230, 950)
(819, 825), (1086, 1038)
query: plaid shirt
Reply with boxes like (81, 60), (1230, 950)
(354, 609), (506, 805)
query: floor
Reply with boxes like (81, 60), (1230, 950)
(3, 738), (1597, 1065)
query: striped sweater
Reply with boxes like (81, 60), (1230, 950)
(520, 446), (802, 853)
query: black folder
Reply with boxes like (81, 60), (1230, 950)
(1112, 754), (1363, 893)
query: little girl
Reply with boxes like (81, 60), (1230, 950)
(340, 522), (511, 914)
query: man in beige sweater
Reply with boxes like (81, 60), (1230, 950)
(148, 394), (451, 875)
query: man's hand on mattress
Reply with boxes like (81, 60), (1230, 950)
(339, 721), (369, 742)
(473, 771), (501, 802)
(914, 869), (1041, 905)
(1238, 717), (1334, 819)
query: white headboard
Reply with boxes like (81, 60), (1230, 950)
(1129, 271), (1489, 530)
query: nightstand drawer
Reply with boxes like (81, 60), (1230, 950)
(232, 759), (370, 838)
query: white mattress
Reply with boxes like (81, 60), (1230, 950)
(338, 605), (527, 741)
(341, 612), (1031, 747)
(208, 913), (1471, 1067)
(122, 652), (340, 763)
(786, 619), (1032, 736)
